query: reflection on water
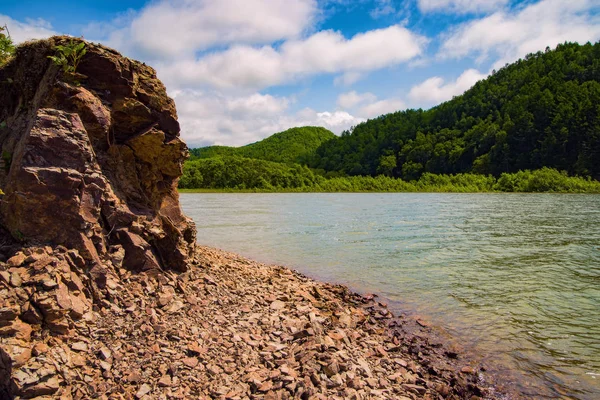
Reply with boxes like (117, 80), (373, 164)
(181, 193), (600, 399)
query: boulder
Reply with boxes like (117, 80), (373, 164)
(0, 36), (196, 276)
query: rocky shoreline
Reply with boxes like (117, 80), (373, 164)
(1, 243), (513, 399)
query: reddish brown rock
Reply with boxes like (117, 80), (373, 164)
(0, 36), (195, 279)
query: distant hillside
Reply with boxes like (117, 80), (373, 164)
(308, 42), (600, 180)
(190, 126), (335, 164)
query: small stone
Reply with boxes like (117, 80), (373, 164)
(32, 342), (49, 356)
(10, 272), (22, 287)
(376, 346), (388, 357)
(99, 361), (112, 371)
(0, 307), (18, 323)
(42, 279), (58, 290)
(21, 376), (60, 397)
(270, 300), (285, 310)
(136, 383), (152, 398)
(127, 371), (142, 383)
(461, 366), (476, 374)
(403, 383), (427, 395)
(207, 364), (222, 375)
(71, 342), (88, 352)
(328, 331), (345, 341)
(158, 375), (172, 387)
(366, 377), (378, 388)
(182, 357), (199, 368)
(394, 358), (408, 367)
(98, 346), (112, 360)
(258, 381), (273, 392)
(187, 342), (204, 355)
(323, 361), (339, 377)
(7, 253), (27, 267)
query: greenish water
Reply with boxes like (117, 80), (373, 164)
(180, 193), (600, 399)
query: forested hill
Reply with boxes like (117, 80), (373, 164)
(307, 42), (600, 180)
(190, 126), (335, 164)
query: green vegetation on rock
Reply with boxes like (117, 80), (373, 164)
(0, 25), (15, 66)
(48, 39), (87, 74)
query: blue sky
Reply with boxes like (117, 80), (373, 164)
(2, 0), (599, 147)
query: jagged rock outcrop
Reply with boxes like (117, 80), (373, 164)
(0, 36), (196, 278)
(0, 37), (196, 398)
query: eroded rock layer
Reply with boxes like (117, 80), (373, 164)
(0, 36), (196, 278)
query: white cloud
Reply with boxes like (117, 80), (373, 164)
(439, 0), (600, 66)
(158, 25), (428, 90)
(171, 90), (362, 147)
(333, 71), (364, 86)
(337, 90), (405, 118)
(309, 110), (363, 130)
(370, 0), (396, 19)
(408, 68), (487, 106)
(359, 98), (406, 118)
(103, 0), (318, 59)
(337, 91), (377, 108)
(418, 0), (510, 14)
(0, 14), (57, 43)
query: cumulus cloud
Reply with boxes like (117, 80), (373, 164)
(158, 25), (428, 90)
(439, 0), (600, 66)
(337, 91), (377, 109)
(333, 71), (364, 86)
(171, 90), (363, 147)
(102, 0), (318, 59)
(370, 0), (397, 19)
(418, 0), (510, 14)
(359, 98), (406, 118)
(337, 91), (405, 119)
(0, 14), (57, 43)
(408, 68), (487, 107)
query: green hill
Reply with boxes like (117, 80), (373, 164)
(190, 126), (336, 164)
(308, 42), (600, 180)
(180, 42), (600, 192)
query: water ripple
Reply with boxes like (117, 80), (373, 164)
(182, 193), (600, 399)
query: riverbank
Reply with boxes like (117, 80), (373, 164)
(1, 244), (513, 399)
(99, 245), (510, 399)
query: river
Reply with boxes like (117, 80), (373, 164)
(180, 193), (600, 399)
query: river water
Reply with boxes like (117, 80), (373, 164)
(180, 193), (600, 399)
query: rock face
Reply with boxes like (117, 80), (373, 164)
(0, 36), (196, 278)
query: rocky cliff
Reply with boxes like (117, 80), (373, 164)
(0, 36), (196, 276)
(0, 36), (196, 397)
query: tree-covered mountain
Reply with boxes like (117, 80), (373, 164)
(307, 42), (600, 180)
(190, 126), (335, 164)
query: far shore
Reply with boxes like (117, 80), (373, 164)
(178, 188), (599, 194)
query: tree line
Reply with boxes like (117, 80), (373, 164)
(180, 156), (600, 193)
(307, 42), (600, 180)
